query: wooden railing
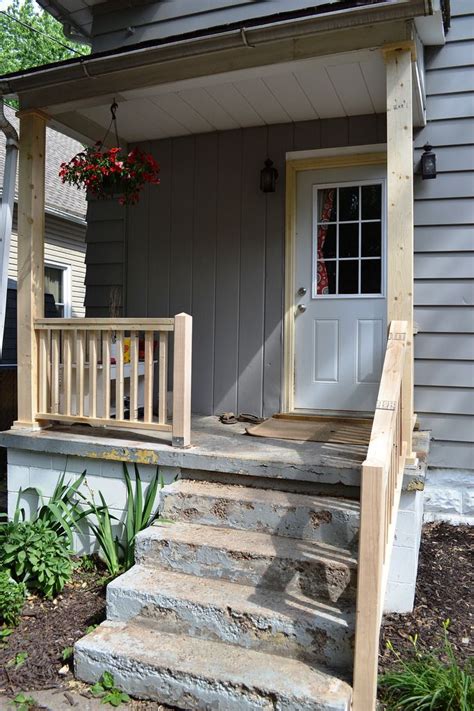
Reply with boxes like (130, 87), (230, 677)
(352, 320), (409, 711)
(34, 313), (192, 447)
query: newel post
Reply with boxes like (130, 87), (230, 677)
(172, 313), (192, 447)
(14, 109), (47, 429)
(383, 43), (415, 461)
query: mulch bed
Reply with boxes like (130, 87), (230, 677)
(380, 521), (474, 671)
(0, 563), (107, 695)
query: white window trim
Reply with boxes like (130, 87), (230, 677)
(44, 260), (72, 317)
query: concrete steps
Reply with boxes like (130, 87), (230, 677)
(107, 565), (355, 671)
(75, 621), (352, 711)
(135, 520), (357, 604)
(162, 479), (360, 548)
(75, 478), (358, 708)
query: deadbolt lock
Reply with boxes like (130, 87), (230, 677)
(297, 287), (307, 296)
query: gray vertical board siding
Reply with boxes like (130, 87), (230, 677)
(191, 133), (218, 414)
(127, 141), (151, 317)
(414, 2), (474, 470)
(213, 129), (243, 414)
(237, 126), (267, 416)
(169, 136), (195, 317)
(147, 139), (172, 317)
(85, 114), (384, 416)
(263, 123), (294, 416)
(85, 199), (126, 316)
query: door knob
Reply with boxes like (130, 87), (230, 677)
(297, 287), (307, 296)
(297, 304), (307, 313)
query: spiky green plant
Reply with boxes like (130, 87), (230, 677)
(121, 463), (163, 569)
(79, 464), (165, 576)
(2, 470), (95, 548)
(379, 620), (474, 711)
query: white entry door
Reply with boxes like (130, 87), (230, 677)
(294, 165), (387, 413)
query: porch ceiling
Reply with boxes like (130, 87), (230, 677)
(50, 49), (391, 144)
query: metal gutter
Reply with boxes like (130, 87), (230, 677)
(0, 99), (19, 359)
(0, 0), (428, 99)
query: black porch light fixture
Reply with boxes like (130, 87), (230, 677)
(421, 143), (437, 180)
(260, 158), (278, 193)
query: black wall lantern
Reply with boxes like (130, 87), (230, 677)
(421, 143), (437, 180)
(260, 158), (278, 193)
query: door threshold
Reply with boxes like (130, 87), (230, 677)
(281, 409), (373, 422)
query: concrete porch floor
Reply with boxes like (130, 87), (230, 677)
(0, 416), (428, 492)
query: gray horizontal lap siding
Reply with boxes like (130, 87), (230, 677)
(413, 0), (474, 471)
(90, 0), (344, 52)
(86, 114), (385, 417)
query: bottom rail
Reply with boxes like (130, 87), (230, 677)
(36, 412), (172, 434)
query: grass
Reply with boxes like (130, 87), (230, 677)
(379, 620), (474, 711)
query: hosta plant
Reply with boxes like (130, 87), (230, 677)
(0, 520), (73, 598)
(0, 570), (26, 626)
(59, 144), (160, 205)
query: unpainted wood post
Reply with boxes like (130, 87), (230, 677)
(352, 463), (385, 711)
(14, 109), (48, 428)
(172, 313), (192, 447)
(384, 45), (415, 460)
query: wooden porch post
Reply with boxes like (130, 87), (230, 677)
(384, 43), (415, 460)
(14, 109), (47, 428)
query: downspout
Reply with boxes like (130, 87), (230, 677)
(0, 99), (19, 359)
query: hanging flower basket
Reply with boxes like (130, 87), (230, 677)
(59, 144), (160, 205)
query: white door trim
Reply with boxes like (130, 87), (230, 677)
(282, 147), (387, 414)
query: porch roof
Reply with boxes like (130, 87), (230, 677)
(0, 0), (441, 143)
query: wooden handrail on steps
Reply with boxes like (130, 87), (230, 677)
(352, 320), (409, 711)
(34, 313), (192, 447)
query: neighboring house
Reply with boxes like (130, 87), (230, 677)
(0, 104), (87, 322)
(0, 1), (472, 709)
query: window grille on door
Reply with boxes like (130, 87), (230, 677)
(314, 182), (384, 297)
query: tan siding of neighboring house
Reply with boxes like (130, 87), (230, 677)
(7, 213), (86, 318)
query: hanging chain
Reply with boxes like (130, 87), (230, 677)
(98, 98), (120, 149)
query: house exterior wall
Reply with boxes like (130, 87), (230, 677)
(413, 0), (474, 509)
(7, 211), (86, 318)
(85, 114), (386, 417)
(89, 0), (346, 53)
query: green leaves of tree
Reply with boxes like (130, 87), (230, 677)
(0, 0), (89, 78)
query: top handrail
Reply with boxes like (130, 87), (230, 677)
(34, 317), (175, 331)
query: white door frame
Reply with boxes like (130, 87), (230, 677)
(282, 146), (387, 413)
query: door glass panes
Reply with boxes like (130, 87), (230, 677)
(314, 182), (383, 296)
(45, 266), (65, 316)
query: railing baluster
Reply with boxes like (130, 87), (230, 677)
(63, 330), (73, 416)
(129, 331), (139, 422)
(76, 330), (85, 417)
(38, 330), (49, 414)
(158, 331), (168, 424)
(116, 331), (124, 421)
(51, 330), (60, 414)
(89, 331), (97, 418)
(144, 331), (154, 424)
(103, 331), (111, 419)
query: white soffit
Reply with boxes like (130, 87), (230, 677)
(63, 50), (386, 141)
(55, 47), (421, 142)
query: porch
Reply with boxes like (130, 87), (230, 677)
(2, 12), (428, 710)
